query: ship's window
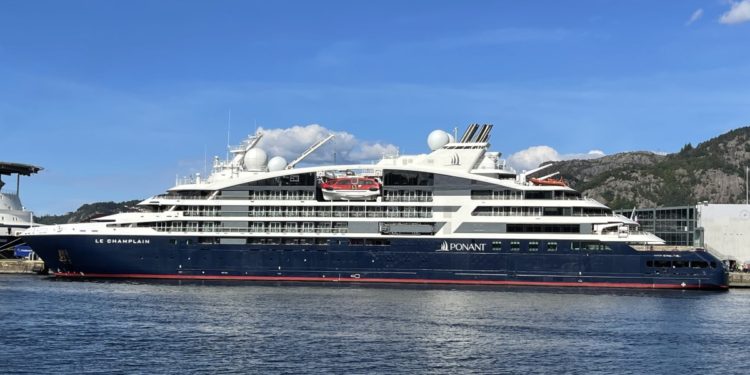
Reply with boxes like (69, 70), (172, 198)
(471, 190), (492, 200)
(472, 207), (493, 216)
(543, 207), (564, 216)
(247, 173), (316, 186)
(492, 241), (502, 251)
(384, 171), (434, 186)
(510, 241), (520, 251)
(365, 239), (390, 246)
(711, 262), (717, 269)
(673, 261), (688, 268)
(349, 239), (364, 246)
(267, 238), (280, 245)
(508, 224), (580, 233)
(572, 241), (611, 251)
(169, 239), (177, 245)
(529, 241), (539, 252)
(524, 191), (553, 200)
(647, 260), (654, 267)
(690, 261), (708, 268)
(654, 260), (672, 268)
(547, 242), (558, 252)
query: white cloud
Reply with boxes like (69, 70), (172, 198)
(720, 1), (750, 24)
(507, 146), (605, 171)
(254, 124), (398, 165)
(686, 8), (704, 25)
(507, 146), (560, 171)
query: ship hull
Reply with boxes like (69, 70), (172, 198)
(0, 235), (13, 246)
(23, 234), (729, 290)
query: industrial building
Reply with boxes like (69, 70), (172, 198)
(615, 204), (750, 265)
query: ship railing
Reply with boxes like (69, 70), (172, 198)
(470, 195), (591, 201)
(153, 227), (349, 234)
(219, 195), (316, 201)
(0, 192), (19, 199)
(153, 194), (208, 201)
(470, 195), (524, 200)
(182, 211), (219, 217)
(620, 230), (655, 237)
(472, 212), (613, 217)
(183, 210), (433, 219)
(382, 196), (434, 202)
(154, 194), (319, 202)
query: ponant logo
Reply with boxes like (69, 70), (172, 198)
(438, 241), (485, 252)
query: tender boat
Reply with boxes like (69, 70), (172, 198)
(321, 177), (381, 201)
(530, 177), (568, 187)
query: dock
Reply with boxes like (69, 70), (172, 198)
(729, 272), (750, 288)
(0, 259), (45, 274)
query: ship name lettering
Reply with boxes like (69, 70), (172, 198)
(450, 243), (485, 252)
(94, 238), (151, 245)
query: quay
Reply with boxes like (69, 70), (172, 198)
(729, 272), (750, 288)
(0, 259), (45, 274)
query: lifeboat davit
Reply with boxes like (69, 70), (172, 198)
(530, 177), (567, 187)
(321, 177), (381, 201)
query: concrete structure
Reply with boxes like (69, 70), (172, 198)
(0, 259), (44, 274)
(616, 204), (750, 263)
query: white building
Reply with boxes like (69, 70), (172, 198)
(616, 203), (750, 264)
(696, 204), (750, 264)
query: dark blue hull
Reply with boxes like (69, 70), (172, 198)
(22, 235), (729, 290)
(0, 234), (14, 245)
(0, 235), (19, 252)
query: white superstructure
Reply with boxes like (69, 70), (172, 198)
(26, 125), (663, 247)
(0, 162), (41, 247)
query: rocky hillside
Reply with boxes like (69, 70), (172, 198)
(35, 200), (143, 225)
(537, 126), (750, 209)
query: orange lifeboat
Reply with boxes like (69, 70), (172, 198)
(530, 177), (568, 187)
(320, 177), (381, 201)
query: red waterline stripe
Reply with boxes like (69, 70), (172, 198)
(53, 272), (727, 290)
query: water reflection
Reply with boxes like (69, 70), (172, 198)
(1, 275), (748, 374)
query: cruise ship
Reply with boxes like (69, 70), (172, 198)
(22, 125), (728, 289)
(1, 162), (42, 255)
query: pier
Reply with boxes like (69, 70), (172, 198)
(729, 272), (750, 288)
(0, 259), (45, 274)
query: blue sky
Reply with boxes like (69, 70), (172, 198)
(1, 0), (749, 214)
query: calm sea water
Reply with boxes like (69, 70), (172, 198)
(1, 275), (749, 375)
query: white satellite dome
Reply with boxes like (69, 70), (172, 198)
(427, 130), (451, 151)
(243, 148), (268, 171)
(267, 156), (288, 172)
